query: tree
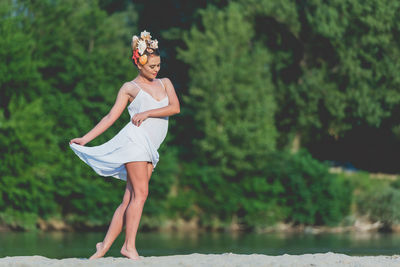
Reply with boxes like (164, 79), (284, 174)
(237, 0), (400, 150)
(178, 3), (277, 225)
(0, 1), (43, 117)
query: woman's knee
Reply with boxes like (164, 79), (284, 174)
(121, 194), (131, 208)
(135, 188), (148, 203)
(120, 185), (133, 208)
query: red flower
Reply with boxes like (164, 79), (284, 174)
(132, 49), (140, 65)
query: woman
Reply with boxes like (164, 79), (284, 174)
(69, 30), (180, 260)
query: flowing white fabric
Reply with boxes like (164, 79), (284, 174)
(69, 79), (169, 181)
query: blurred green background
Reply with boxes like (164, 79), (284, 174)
(1, 0), (400, 233)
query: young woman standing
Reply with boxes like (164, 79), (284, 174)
(69, 30), (180, 260)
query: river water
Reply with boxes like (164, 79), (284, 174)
(1, 231), (399, 259)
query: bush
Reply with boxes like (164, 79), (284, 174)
(357, 185), (400, 229)
(263, 150), (353, 226)
(177, 150), (353, 229)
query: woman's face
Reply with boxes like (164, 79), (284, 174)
(139, 55), (161, 80)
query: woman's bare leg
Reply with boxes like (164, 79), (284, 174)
(89, 178), (133, 259)
(120, 162), (153, 260)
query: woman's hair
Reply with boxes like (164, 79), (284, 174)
(131, 30), (160, 67)
(131, 48), (160, 67)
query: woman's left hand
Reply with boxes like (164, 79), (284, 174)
(132, 112), (149, 127)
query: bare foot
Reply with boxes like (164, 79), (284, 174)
(120, 245), (140, 260)
(89, 242), (108, 260)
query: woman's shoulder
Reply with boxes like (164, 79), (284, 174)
(158, 77), (173, 87)
(121, 80), (136, 87)
(120, 81), (140, 95)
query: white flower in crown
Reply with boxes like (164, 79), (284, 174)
(132, 35), (139, 44)
(149, 39), (158, 49)
(141, 30), (151, 40)
(137, 40), (147, 55)
(132, 35), (139, 49)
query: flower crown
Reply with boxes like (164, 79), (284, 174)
(131, 30), (159, 66)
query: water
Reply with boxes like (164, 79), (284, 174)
(0, 231), (399, 259)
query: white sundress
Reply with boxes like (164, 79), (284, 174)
(69, 79), (169, 181)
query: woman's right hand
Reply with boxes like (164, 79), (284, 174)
(69, 137), (88, 146)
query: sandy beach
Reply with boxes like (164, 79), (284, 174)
(1, 253), (400, 267)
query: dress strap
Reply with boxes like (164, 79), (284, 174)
(130, 80), (142, 91)
(158, 79), (166, 90)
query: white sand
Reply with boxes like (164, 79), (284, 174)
(1, 253), (400, 267)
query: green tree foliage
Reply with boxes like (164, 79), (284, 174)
(238, 0), (400, 147)
(2, 0), (396, 231)
(265, 151), (352, 225)
(0, 0), (178, 230)
(179, 3), (277, 175)
(175, 1), (354, 228)
(0, 1), (43, 116)
(178, 3), (278, 227)
(357, 185), (400, 230)
(301, 0), (400, 137)
(0, 97), (58, 230)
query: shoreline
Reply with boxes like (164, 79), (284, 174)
(0, 217), (392, 234)
(1, 253), (400, 267)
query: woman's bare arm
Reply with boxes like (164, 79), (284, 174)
(70, 83), (133, 145)
(132, 78), (180, 126)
